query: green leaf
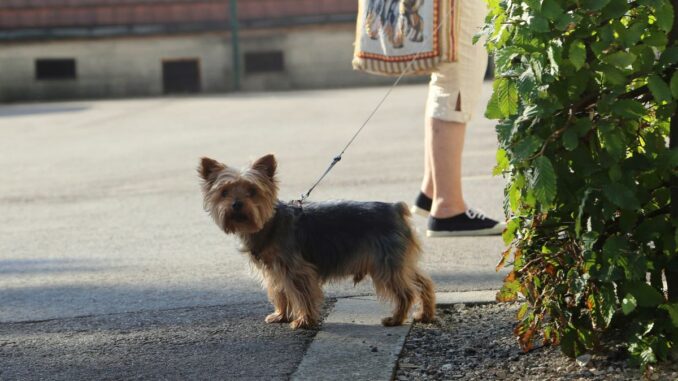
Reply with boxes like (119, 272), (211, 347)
(573, 118), (592, 136)
(529, 15), (550, 33)
(531, 156), (557, 206)
(494, 78), (519, 118)
(627, 281), (665, 307)
(597, 287), (617, 327)
(494, 148), (509, 175)
(659, 303), (678, 326)
(597, 122), (626, 159)
(647, 75), (672, 103)
(602, 182), (640, 210)
(608, 164), (622, 181)
(541, 0), (564, 20)
(524, 0), (541, 11)
(603, 235), (629, 259)
(508, 178), (522, 212)
(547, 44), (562, 75)
(600, 0), (629, 20)
(502, 218), (519, 246)
(600, 65), (627, 85)
(575, 189), (592, 236)
(569, 40), (587, 71)
(518, 67), (537, 98)
(512, 135), (543, 161)
(622, 294), (637, 315)
(642, 28), (668, 47)
(655, 1), (674, 33)
(671, 72), (678, 99)
(486, 91), (503, 119)
(582, 0), (611, 11)
(639, 347), (657, 365)
(562, 129), (579, 151)
(660, 47), (678, 66)
(610, 99), (646, 119)
(620, 22), (644, 48)
(603, 51), (636, 68)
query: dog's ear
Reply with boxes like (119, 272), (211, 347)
(198, 157), (225, 183)
(252, 154), (277, 179)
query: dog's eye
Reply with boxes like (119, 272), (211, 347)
(221, 189), (229, 198)
(249, 188), (257, 197)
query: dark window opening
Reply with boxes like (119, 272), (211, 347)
(36, 59), (76, 80)
(163, 59), (201, 94)
(245, 51), (284, 74)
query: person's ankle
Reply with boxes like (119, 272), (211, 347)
(430, 204), (466, 219)
(420, 188), (433, 199)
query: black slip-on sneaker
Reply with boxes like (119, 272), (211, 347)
(410, 192), (432, 217)
(427, 208), (506, 237)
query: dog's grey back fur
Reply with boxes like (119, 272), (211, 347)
(247, 200), (417, 280)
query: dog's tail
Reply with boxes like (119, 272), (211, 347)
(395, 201), (423, 260)
(395, 201), (412, 218)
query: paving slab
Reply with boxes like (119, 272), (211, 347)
(292, 291), (499, 381)
(292, 297), (410, 381)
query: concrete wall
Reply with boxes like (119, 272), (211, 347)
(0, 24), (426, 102)
(0, 34), (233, 102)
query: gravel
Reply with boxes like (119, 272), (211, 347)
(395, 303), (678, 381)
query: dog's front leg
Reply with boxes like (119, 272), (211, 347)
(265, 281), (290, 324)
(281, 263), (323, 330)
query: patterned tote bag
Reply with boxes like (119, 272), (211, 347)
(352, 0), (460, 76)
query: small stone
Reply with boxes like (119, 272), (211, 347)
(576, 354), (592, 367)
(441, 364), (453, 371)
(371, 347), (378, 352)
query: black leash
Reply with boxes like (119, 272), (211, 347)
(297, 26), (445, 205)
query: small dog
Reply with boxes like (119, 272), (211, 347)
(199, 154), (435, 329)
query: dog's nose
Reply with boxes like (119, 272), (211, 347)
(232, 200), (243, 211)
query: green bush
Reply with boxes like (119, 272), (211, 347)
(481, 0), (678, 366)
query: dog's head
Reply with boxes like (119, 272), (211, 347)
(198, 154), (278, 234)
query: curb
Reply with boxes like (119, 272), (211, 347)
(291, 290), (498, 381)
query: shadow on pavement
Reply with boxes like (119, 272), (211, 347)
(0, 258), (116, 275)
(0, 104), (89, 118)
(0, 302), (317, 381)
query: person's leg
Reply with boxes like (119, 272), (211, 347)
(428, 116), (467, 218)
(420, 117), (434, 198)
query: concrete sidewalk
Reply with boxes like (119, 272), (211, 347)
(0, 82), (506, 379)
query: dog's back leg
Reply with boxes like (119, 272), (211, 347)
(413, 269), (436, 322)
(376, 268), (416, 326)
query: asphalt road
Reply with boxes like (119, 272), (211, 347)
(0, 82), (506, 379)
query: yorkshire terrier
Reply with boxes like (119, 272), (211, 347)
(198, 154), (435, 329)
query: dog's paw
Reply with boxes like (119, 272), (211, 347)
(290, 317), (315, 330)
(381, 316), (403, 327)
(265, 312), (289, 324)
